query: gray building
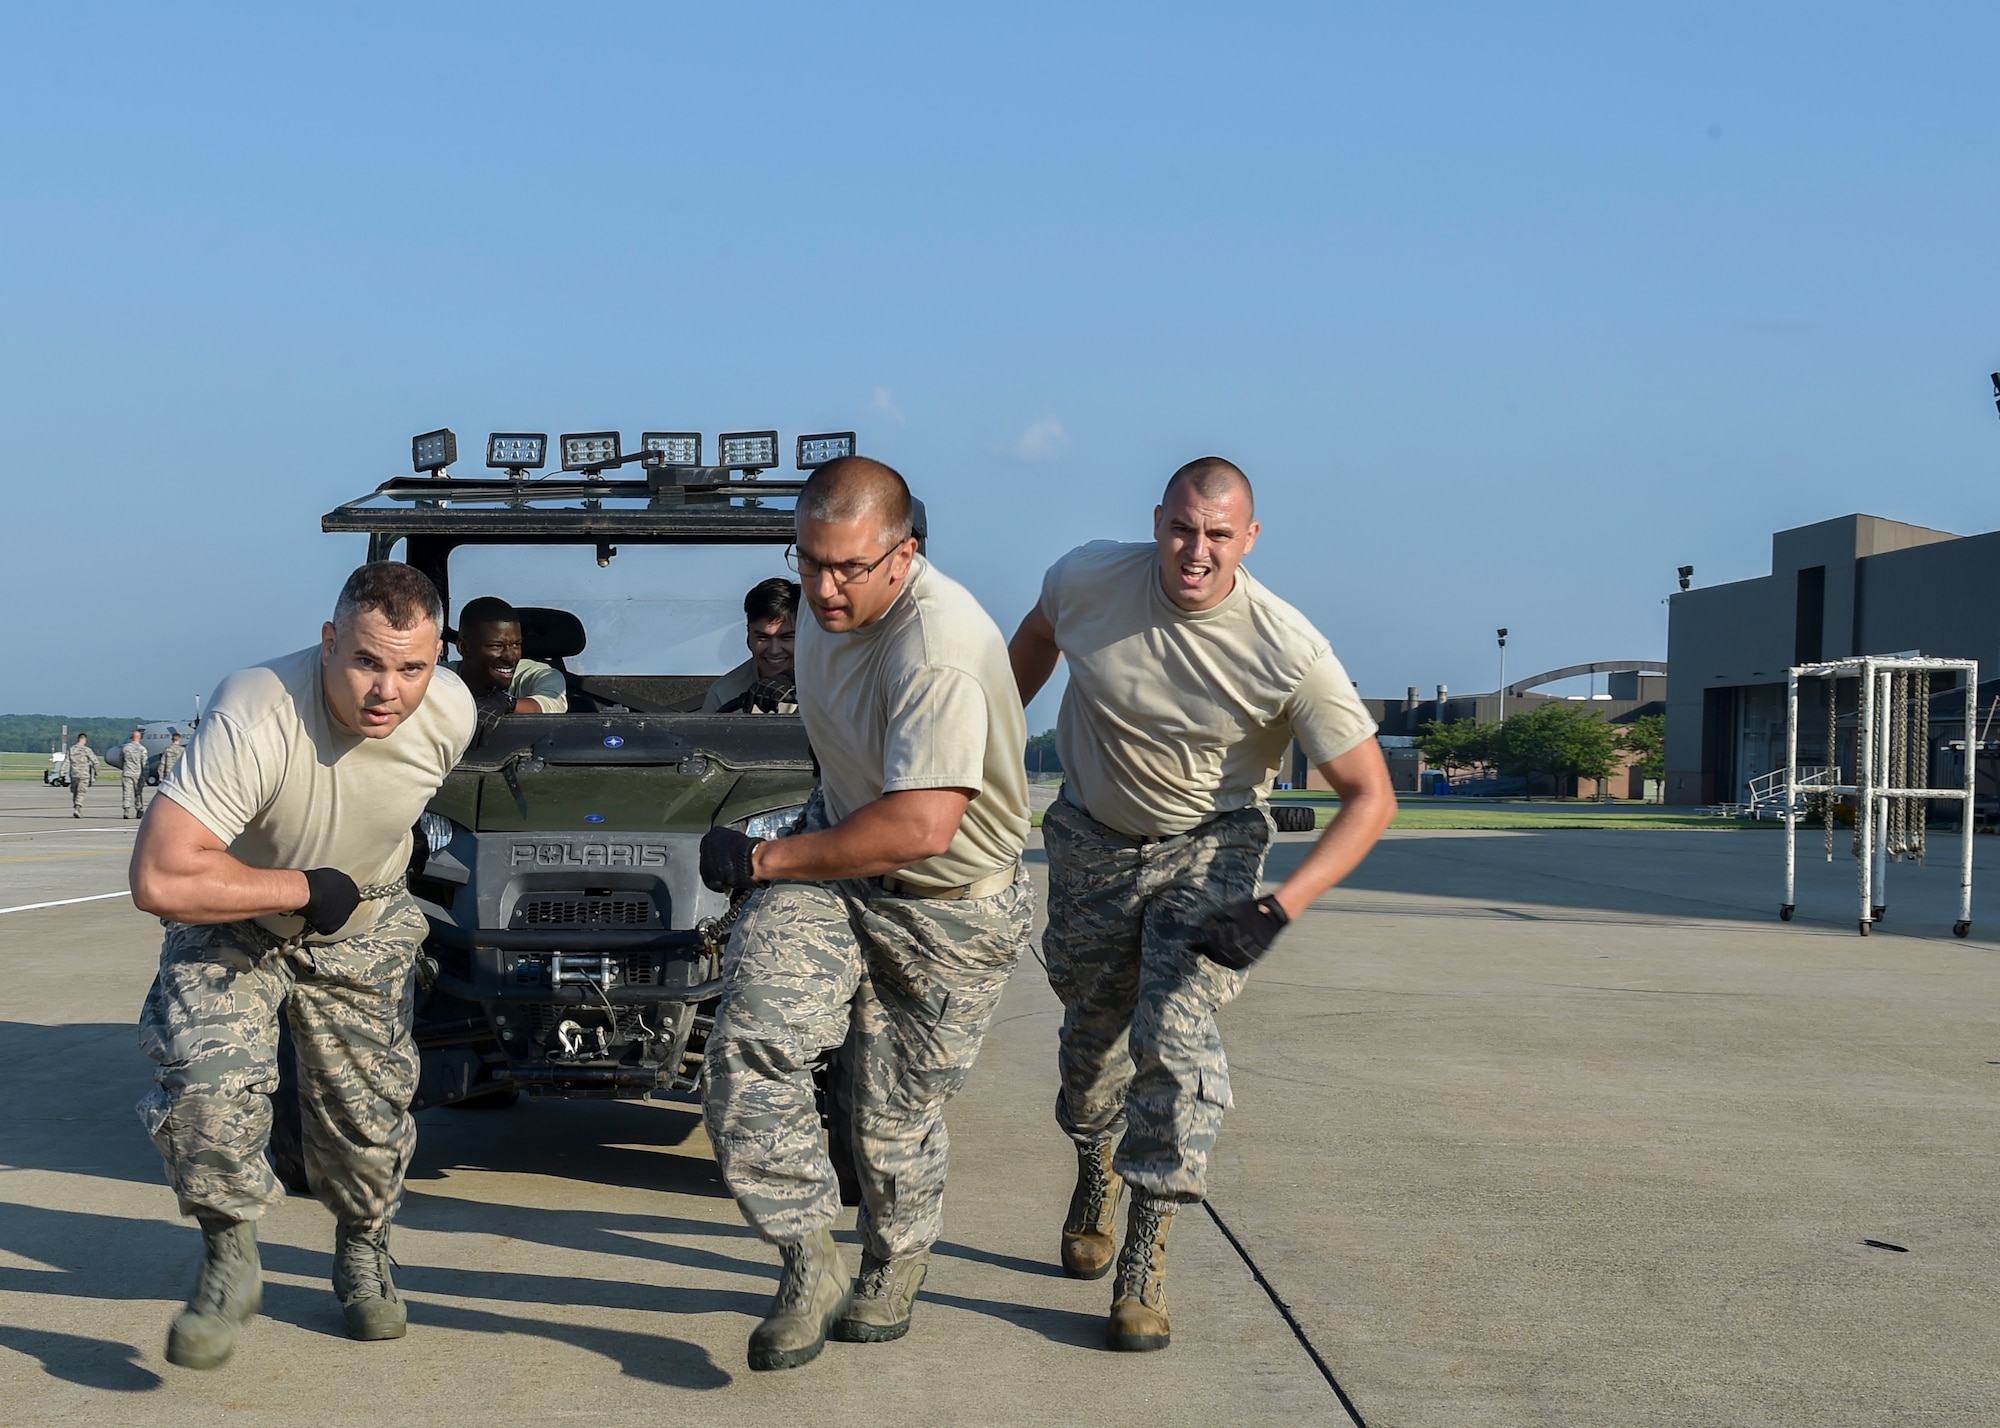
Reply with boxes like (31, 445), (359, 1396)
(1666, 513), (1996, 805)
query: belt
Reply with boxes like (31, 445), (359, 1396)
(876, 864), (1019, 901)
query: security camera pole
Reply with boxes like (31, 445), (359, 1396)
(130, 563), (474, 1372)
(1496, 628), (1508, 724)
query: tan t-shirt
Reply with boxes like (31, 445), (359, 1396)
(1040, 541), (1376, 839)
(701, 657), (756, 713)
(161, 645), (476, 941)
(796, 555), (1029, 889)
(450, 656), (567, 712)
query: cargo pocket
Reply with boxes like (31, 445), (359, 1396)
(1196, 1065), (1234, 1113)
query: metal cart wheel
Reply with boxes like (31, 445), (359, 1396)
(1953, 920), (1971, 938)
(1779, 904), (1794, 921)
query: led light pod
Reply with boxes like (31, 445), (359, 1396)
(718, 430), (779, 471)
(796, 432), (855, 469)
(486, 433), (548, 470)
(641, 431), (702, 466)
(559, 431), (622, 472)
(412, 428), (457, 474)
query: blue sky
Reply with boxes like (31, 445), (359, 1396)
(2, 4), (1996, 728)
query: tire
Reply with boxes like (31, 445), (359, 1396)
(1272, 805), (1316, 833)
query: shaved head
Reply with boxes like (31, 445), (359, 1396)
(799, 456), (913, 549)
(1162, 457), (1254, 519)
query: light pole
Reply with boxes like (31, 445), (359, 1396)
(1496, 628), (1508, 725)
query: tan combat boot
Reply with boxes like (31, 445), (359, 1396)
(833, 1247), (930, 1343)
(748, 1227), (852, 1371)
(1061, 1140), (1124, 1280)
(165, 1214), (263, 1370)
(1106, 1194), (1175, 1352)
(332, 1220), (408, 1342)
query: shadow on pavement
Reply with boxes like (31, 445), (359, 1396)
(0, 1200), (735, 1391)
(409, 1095), (722, 1198)
(0, 1323), (162, 1393)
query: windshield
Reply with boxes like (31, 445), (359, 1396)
(449, 544), (793, 675)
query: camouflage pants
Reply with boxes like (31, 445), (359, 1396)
(1041, 793), (1270, 1202)
(70, 778), (88, 815)
(703, 869), (1031, 1258)
(122, 770), (144, 818)
(136, 895), (427, 1226)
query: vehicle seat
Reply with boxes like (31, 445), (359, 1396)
(515, 607), (593, 711)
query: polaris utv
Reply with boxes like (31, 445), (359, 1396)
(273, 428), (875, 1184)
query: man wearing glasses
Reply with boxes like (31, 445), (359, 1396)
(697, 456), (1031, 1371)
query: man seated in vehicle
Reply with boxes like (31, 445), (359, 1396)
(703, 577), (800, 714)
(451, 596), (568, 721)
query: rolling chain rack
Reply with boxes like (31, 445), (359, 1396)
(1780, 656), (1976, 937)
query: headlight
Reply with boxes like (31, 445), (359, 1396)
(418, 812), (459, 855)
(740, 804), (807, 841)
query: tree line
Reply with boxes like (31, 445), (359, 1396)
(0, 714), (169, 754)
(1416, 706), (1665, 795)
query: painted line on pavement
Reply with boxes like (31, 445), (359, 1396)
(0, 826), (140, 839)
(0, 850), (129, 865)
(0, 891), (132, 916)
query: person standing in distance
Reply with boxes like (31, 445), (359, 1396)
(157, 729), (185, 785)
(64, 733), (98, 818)
(130, 562), (474, 1371)
(702, 577), (801, 713)
(1008, 457), (1395, 1353)
(121, 728), (149, 819)
(698, 457), (1032, 1371)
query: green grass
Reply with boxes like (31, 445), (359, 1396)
(1382, 806), (1777, 831)
(0, 752), (59, 781)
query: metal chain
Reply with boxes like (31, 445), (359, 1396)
(1912, 669), (1930, 865)
(1888, 671), (1909, 860)
(1825, 674), (1837, 861)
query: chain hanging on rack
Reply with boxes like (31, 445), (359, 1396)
(1888, 670), (1910, 861)
(1911, 669), (1930, 864)
(1824, 674), (1838, 862)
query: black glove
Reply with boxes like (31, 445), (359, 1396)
(1188, 897), (1291, 971)
(296, 867), (361, 936)
(472, 687), (515, 734)
(699, 827), (764, 892)
(720, 668), (797, 714)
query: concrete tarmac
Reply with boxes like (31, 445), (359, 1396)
(3, 776), (1998, 1425)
